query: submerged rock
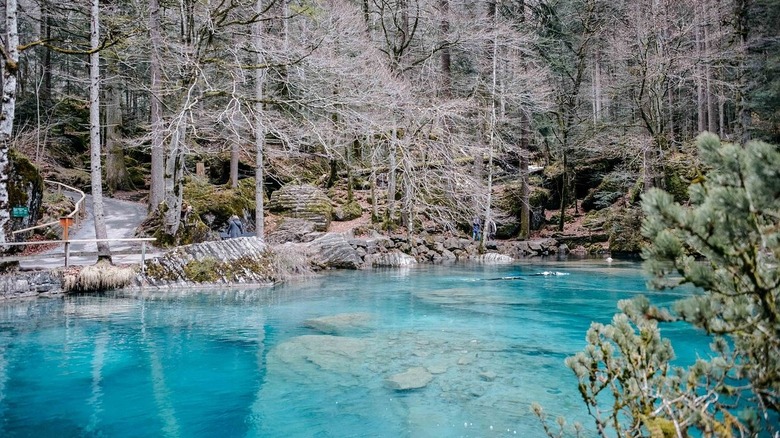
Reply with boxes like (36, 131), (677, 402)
(303, 312), (374, 335)
(270, 335), (372, 378)
(415, 288), (525, 306)
(385, 367), (433, 390)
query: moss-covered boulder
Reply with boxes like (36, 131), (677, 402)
(606, 206), (645, 255)
(334, 200), (362, 221)
(581, 177), (626, 212)
(183, 177), (259, 230)
(269, 184), (333, 231)
(141, 237), (304, 285)
(7, 149), (44, 241)
(662, 152), (699, 203)
(137, 202), (214, 248)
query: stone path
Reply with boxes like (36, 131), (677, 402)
(19, 193), (156, 269)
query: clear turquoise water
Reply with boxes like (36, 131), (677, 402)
(0, 260), (709, 437)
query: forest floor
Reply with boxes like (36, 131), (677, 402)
(23, 185), (605, 261)
(539, 203), (604, 234)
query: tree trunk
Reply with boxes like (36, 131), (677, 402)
(439, 0), (451, 98)
(696, 16), (706, 133)
(105, 72), (133, 192)
(42, 6), (52, 103)
(370, 167), (378, 222)
(593, 55), (602, 123)
(558, 152), (567, 232)
(163, 120), (186, 237)
(667, 84), (675, 144)
(403, 168), (413, 238)
(719, 92), (725, 139)
(483, 20), (499, 248)
(254, 0), (266, 239)
(230, 141), (239, 188)
(734, 0), (750, 143)
(362, 0), (370, 29)
(387, 126), (398, 223)
(148, 0), (165, 211)
(90, 0), (111, 261)
(0, 0), (19, 248)
(705, 22), (717, 134)
(519, 112), (530, 239)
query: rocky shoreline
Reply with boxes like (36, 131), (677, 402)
(0, 231), (565, 299)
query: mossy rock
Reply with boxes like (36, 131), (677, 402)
(182, 257), (221, 283)
(146, 246), (281, 284)
(662, 152), (698, 203)
(495, 182), (549, 216)
(183, 177), (260, 228)
(606, 206), (645, 254)
(548, 213), (574, 225)
(268, 184), (333, 231)
(139, 202), (215, 248)
(7, 149), (44, 242)
(49, 167), (91, 192)
(582, 208), (611, 231)
(265, 155), (331, 186)
(581, 177), (625, 212)
(127, 166), (147, 189)
(334, 200), (362, 221)
(8, 149), (43, 206)
(529, 186), (550, 208)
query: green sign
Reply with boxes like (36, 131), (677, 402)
(11, 206), (29, 218)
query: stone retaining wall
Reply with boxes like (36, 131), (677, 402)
(0, 271), (63, 299)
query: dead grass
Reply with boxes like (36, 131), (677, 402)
(62, 260), (136, 292)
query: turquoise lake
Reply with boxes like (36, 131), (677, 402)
(0, 260), (709, 437)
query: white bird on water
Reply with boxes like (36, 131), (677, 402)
(606, 257), (613, 263)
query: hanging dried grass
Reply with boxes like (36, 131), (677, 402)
(62, 260), (136, 292)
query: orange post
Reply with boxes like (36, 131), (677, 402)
(59, 217), (74, 267)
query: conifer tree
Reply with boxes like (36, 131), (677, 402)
(538, 132), (779, 437)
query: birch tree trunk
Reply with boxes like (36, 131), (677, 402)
(90, 0), (111, 261)
(254, 0), (266, 239)
(482, 19), (499, 247)
(148, 0), (165, 211)
(592, 55), (602, 123)
(0, 0), (19, 248)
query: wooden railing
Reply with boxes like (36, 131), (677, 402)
(4, 181), (157, 271)
(11, 180), (86, 236)
(1, 238), (157, 272)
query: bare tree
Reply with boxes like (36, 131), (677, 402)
(254, 0), (266, 239)
(0, 0), (20, 248)
(148, 0), (164, 211)
(89, 0), (110, 260)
